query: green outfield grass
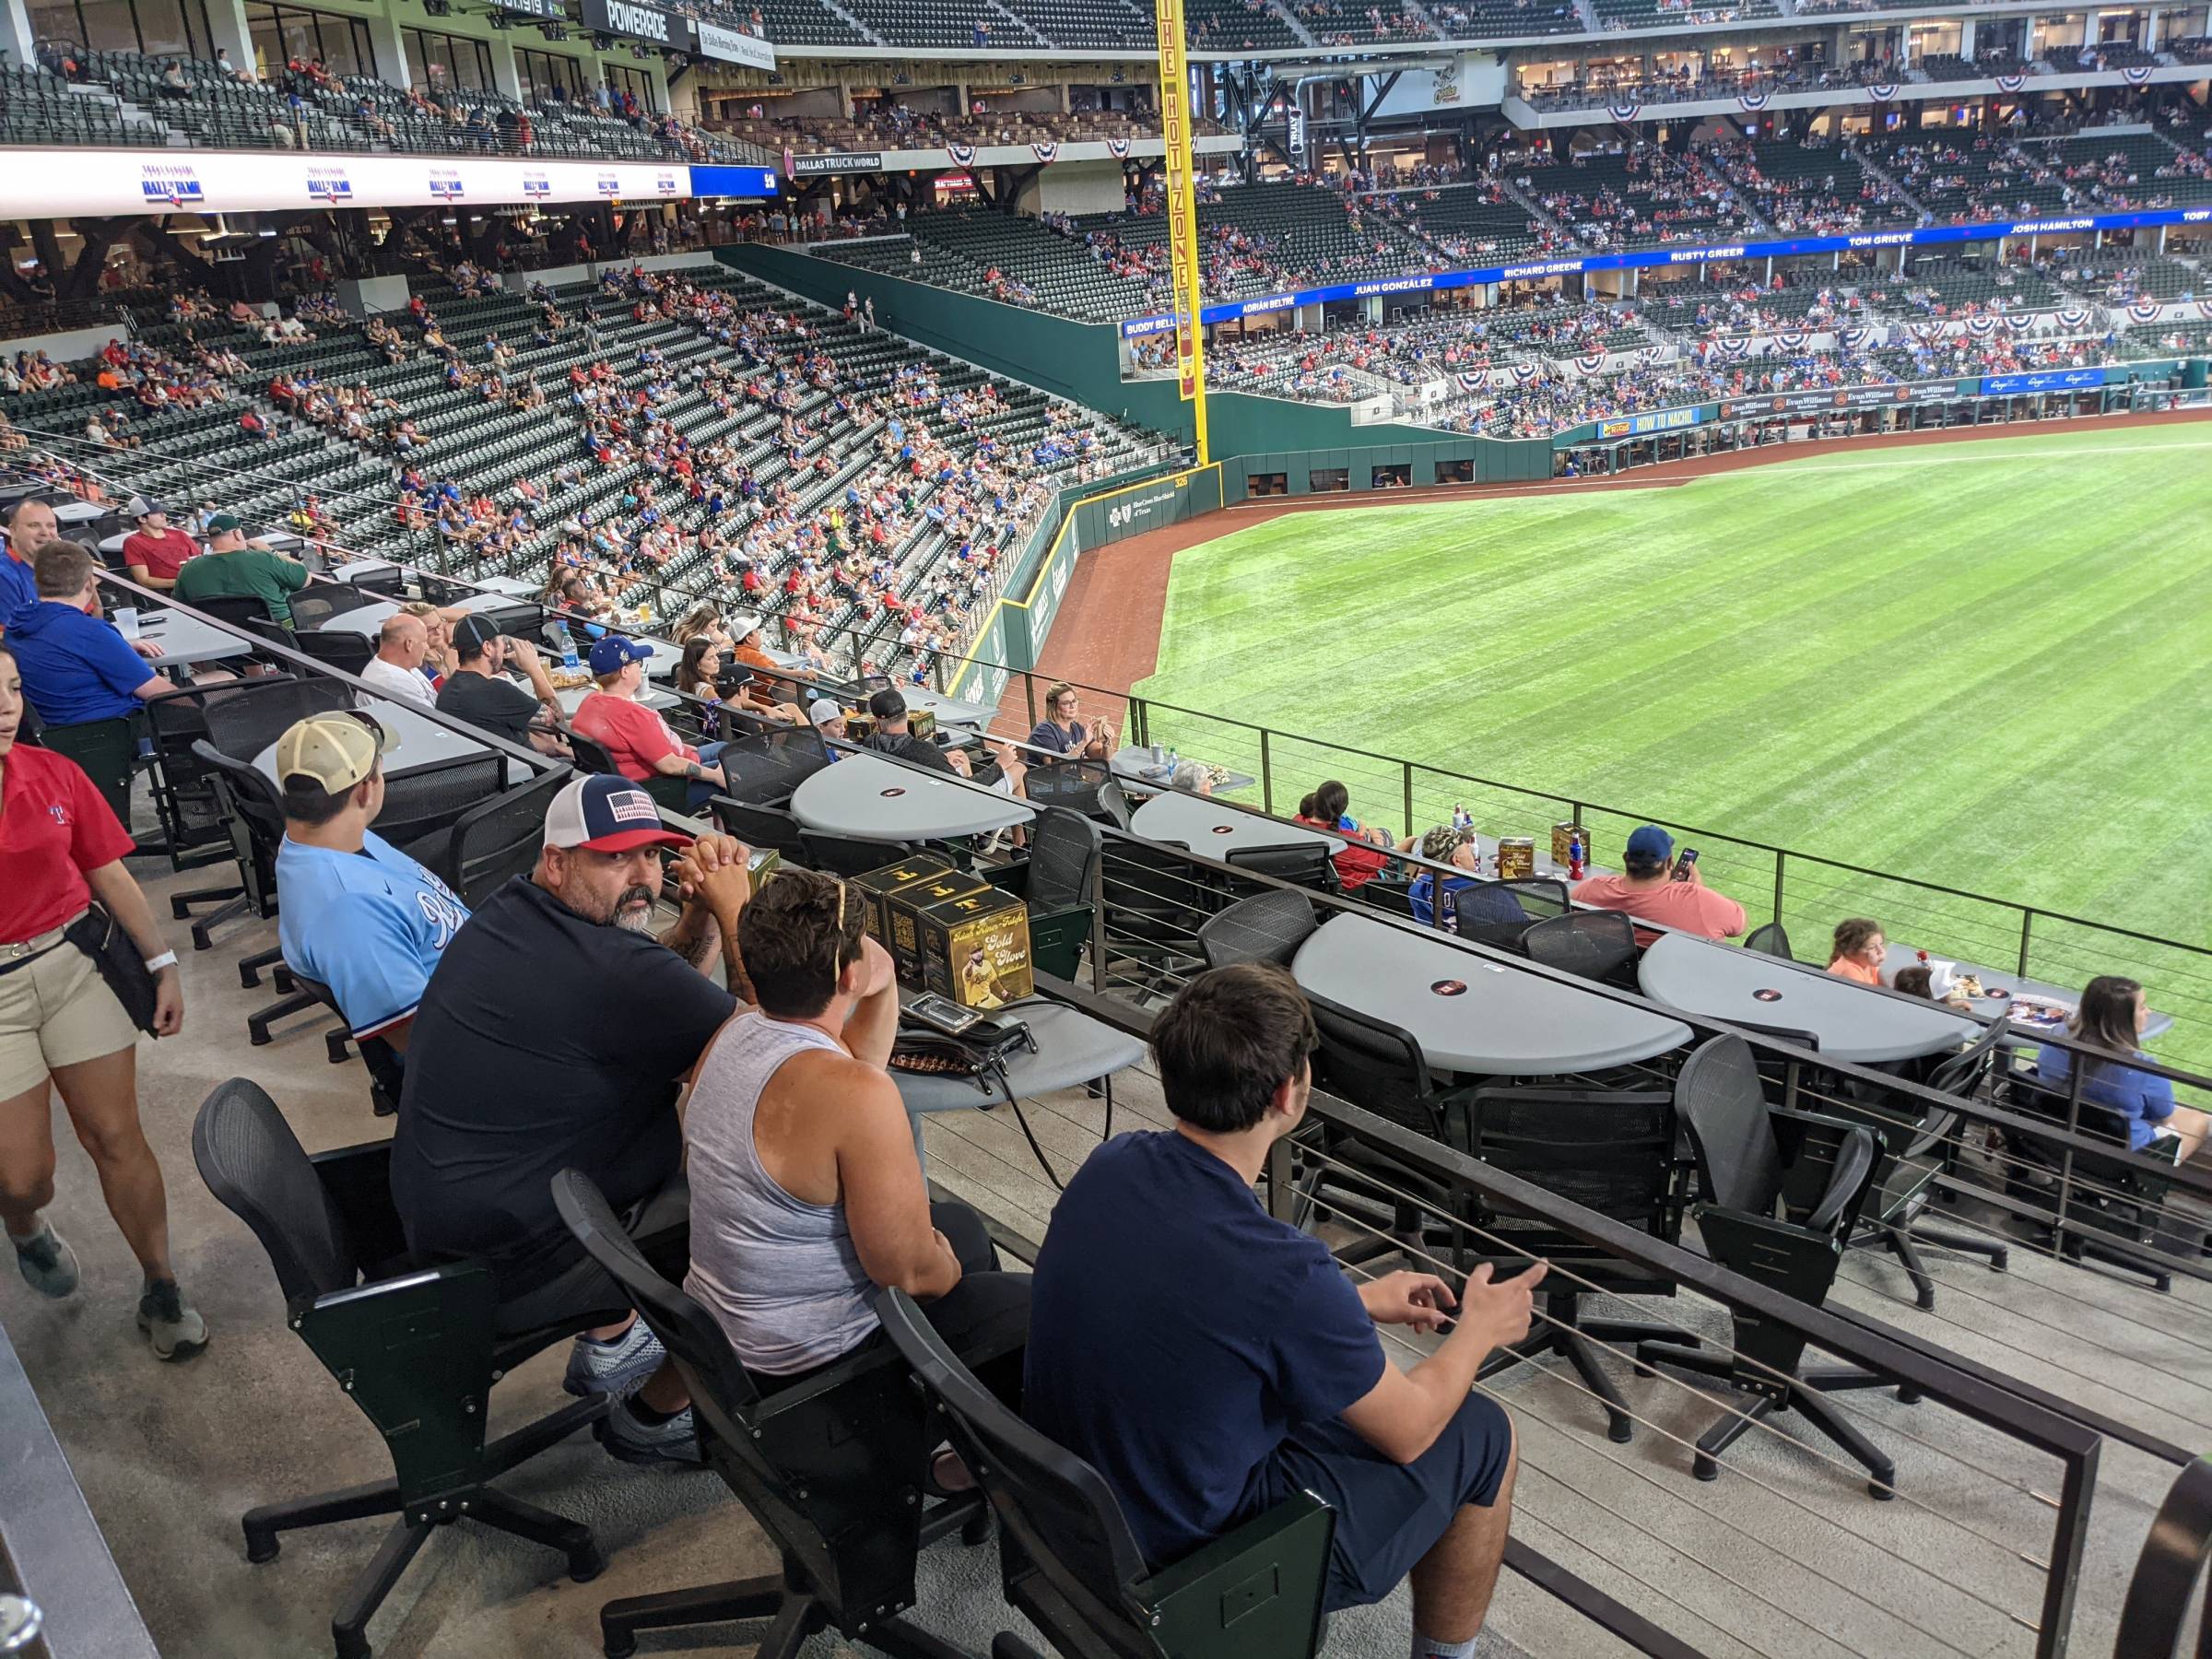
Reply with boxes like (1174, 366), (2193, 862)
(1131, 422), (2212, 1073)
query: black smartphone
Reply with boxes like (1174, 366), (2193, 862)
(1671, 847), (1700, 882)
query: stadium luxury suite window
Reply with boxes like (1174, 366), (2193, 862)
(246, 3), (375, 77)
(517, 48), (588, 100)
(405, 25), (495, 89)
(29, 0), (219, 56)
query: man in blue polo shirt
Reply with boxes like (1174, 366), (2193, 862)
(8, 545), (170, 726)
(1025, 964), (1542, 1659)
(273, 711), (468, 1051)
(0, 498), (62, 632)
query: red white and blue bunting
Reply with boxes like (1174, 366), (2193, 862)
(1106, 137), (1131, 159)
(2129, 299), (2165, 323)
(946, 142), (976, 168)
(1573, 352), (1606, 376)
(1457, 371), (1488, 392)
(1031, 142), (1060, 163)
(1637, 344), (1665, 364)
(1719, 335), (1750, 357)
(1993, 75), (2023, 93)
(1839, 324), (1873, 348)
(2124, 65), (2154, 85)
(1869, 83), (1898, 101)
(1737, 88), (1771, 111)
(2198, 299), (2212, 319)
(2055, 306), (2090, 330)
(1608, 100), (1641, 123)
(1777, 328), (1808, 350)
(1511, 361), (1542, 383)
(1965, 314), (1996, 335)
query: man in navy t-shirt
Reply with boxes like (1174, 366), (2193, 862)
(1025, 964), (1540, 1659)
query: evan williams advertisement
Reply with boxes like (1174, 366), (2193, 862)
(1718, 382), (1959, 419)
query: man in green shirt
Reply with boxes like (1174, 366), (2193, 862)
(171, 515), (309, 626)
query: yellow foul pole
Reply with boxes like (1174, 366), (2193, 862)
(1150, 0), (1209, 465)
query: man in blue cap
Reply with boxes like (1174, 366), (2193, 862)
(570, 633), (728, 806)
(1572, 824), (1747, 942)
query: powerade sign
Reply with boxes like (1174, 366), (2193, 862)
(1979, 366), (2112, 394)
(1116, 205), (2212, 337)
(582, 0), (684, 46)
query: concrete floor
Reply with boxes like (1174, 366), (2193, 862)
(5, 854), (2207, 1659)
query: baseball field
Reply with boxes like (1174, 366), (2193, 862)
(1130, 421), (2212, 1068)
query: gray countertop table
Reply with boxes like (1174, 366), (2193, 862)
(893, 1000), (1148, 1163)
(1294, 913), (1694, 1075)
(1129, 790), (1346, 858)
(253, 697), (525, 789)
(1111, 746), (1259, 794)
(1877, 943), (2175, 1044)
(790, 750), (1035, 842)
(1639, 933), (1979, 1065)
(322, 590), (514, 637)
(129, 606), (256, 665)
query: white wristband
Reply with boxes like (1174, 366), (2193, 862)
(143, 950), (178, 973)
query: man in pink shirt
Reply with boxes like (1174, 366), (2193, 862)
(1573, 825), (1747, 943)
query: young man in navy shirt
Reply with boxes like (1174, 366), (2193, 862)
(1025, 964), (1540, 1659)
(7, 545), (171, 726)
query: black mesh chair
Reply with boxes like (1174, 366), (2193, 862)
(290, 971), (404, 1117)
(2001, 1061), (2176, 1293)
(1449, 880), (1542, 950)
(568, 728), (687, 813)
(1226, 841), (1337, 893)
(193, 1082), (614, 1659)
(1521, 910), (1640, 987)
(1635, 1035), (1899, 1498)
(1092, 776), (1134, 830)
(1023, 756), (1110, 818)
(1097, 837), (1217, 1006)
(288, 585), (382, 632)
(1300, 994), (1472, 1268)
(719, 725), (832, 806)
(1358, 878), (1415, 918)
(1197, 888), (1317, 970)
(876, 1288), (1332, 1659)
(373, 752), (507, 868)
(441, 765), (568, 906)
(144, 683), (250, 925)
(1500, 877), (1571, 920)
(982, 806), (1101, 981)
(186, 591), (275, 631)
(245, 615), (300, 654)
(710, 795), (806, 858)
(549, 1171), (988, 1659)
(1464, 1084), (1689, 1444)
(1830, 1018), (2012, 1309)
(567, 728), (621, 779)
(191, 740), (325, 1046)
(31, 716), (137, 827)
(293, 627), (376, 678)
(1744, 921), (1794, 959)
(800, 829), (916, 878)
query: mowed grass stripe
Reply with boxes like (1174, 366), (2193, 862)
(1135, 423), (2212, 1071)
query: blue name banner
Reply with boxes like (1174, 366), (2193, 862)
(1119, 205), (2212, 338)
(687, 165), (779, 198)
(1977, 366), (2113, 394)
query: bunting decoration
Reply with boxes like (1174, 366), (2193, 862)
(1031, 142), (1060, 163)
(947, 142), (976, 167)
(2198, 298), (2212, 319)
(2055, 306), (2090, 329)
(2124, 65), (2154, 85)
(1637, 344), (1665, 363)
(1965, 314), (1995, 335)
(1608, 100), (1641, 123)
(1457, 371), (1488, 392)
(1106, 136), (1131, 159)
(2129, 299), (2165, 323)
(1720, 335), (1750, 357)
(1777, 328), (1807, 350)
(1573, 352), (1606, 376)
(1840, 324), (1871, 348)
(1737, 88), (1771, 111)
(1869, 83), (1898, 101)
(1993, 75), (2023, 93)
(1511, 360), (1542, 383)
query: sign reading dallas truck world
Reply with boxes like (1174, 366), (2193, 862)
(1117, 206), (2212, 337)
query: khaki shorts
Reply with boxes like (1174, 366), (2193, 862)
(0, 921), (140, 1100)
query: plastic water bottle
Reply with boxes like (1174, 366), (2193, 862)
(1166, 746), (1179, 776)
(559, 624), (581, 674)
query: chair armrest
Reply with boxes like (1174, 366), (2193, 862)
(983, 862), (1030, 896)
(1768, 1110), (1877, 1233)
(1137, 1488), (1335, 1659)
(309, 1137), (407, 1274)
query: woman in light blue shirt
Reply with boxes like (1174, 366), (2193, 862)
(2036, 976), (2206, 1159)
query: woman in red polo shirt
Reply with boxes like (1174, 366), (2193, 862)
(0, 643), (206, 1359)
